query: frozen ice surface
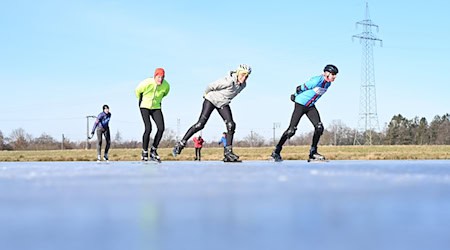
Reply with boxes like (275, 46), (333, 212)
(1, 160), (450, 250)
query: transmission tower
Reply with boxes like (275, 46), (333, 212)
(352, 2), (382, 145)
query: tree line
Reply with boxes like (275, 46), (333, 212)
(1, 113), (449, 151)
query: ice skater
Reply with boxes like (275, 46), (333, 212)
(172, 64), (252, 162)
(271, 64), (338, 162)
(90, 104), (111, 162)
(135, 67), (170, 162)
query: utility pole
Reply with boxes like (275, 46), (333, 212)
(86, 115), (96, 150)
(352, 2), (382, 145)
(272, 122), (280, 145)
(176, 118), (180, 141)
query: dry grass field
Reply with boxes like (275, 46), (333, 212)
(1, 145), (450, 162)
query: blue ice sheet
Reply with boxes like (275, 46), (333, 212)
(1, 160), (449, 250)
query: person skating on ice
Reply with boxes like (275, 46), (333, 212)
(90, 104), (111, 162)
(172, 64), (252, 162)
(271, 64), (338, 162)
(135, 68), (170, 162)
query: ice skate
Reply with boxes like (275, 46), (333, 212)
(103, 154), (109, 162)
(270, 151), (283, 162)
(97, 155), (101, 163)
(141, 150), (148, 161)
(172, 141), (185, 157)
(308, 152), (326, 162)
(308, 147), (327, 162)
(270, 146), (283, 162)
(223, 146), (241, 163)
(149, 147), (161, 163)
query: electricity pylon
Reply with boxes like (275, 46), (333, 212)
(352, 2), (382, 145)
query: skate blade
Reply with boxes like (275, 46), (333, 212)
(307, 159), (329, 163)
(268, 157), (283, 162)
(223, 158), (242, 163)
(141, 160), (159, 164)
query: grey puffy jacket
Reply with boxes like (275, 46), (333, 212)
(204, 71), (247, 108)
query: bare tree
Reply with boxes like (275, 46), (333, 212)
(33, 133), (59, 150)
(157, 128), (177, 148)
(114, 130), (123, 144)
(289, 132), (313, 146)
(112, 130), (123, 148)
(415, 117), (429, 145)
(326, 120), (355, 146)
(0, 130), (4, 150)
(9, 128), (31, 150)
(435, 114), (450, 145)
(239, 131), (266, 147)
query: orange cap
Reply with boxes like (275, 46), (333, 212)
(154, 68), (165, 78)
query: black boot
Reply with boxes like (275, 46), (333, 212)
(271, 146), (283, 162)
(224, 146), (241, 162)
(141, 150), (148, 161)
(308, 147), (326, 162)
(172, 141), (185, 157)
(150, 147), (161, 163)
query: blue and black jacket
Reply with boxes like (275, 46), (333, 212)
(293, 75), (332, 107)
(91, 112), (111, 133)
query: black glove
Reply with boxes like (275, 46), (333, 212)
(290, 94), (296, 102)
(88, 132), (94, 139)
(138, 93), (143, 106)
(296, 85), (302, 94)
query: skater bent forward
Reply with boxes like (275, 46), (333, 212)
(172, 64), (252, 162)
(271, 64), (339, 162)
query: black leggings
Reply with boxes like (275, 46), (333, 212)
(96, 128), (110, 156)
(277, 103), (322, 149)
(195, 148), (202, 160)
(182, 99), (235, 146)
(140, 108), (165, 150)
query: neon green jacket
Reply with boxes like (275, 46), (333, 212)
(135, 78), (170, 109)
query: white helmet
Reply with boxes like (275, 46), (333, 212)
(237, 64), (252, 75)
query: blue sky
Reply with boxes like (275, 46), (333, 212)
(1, 0), (450, 143)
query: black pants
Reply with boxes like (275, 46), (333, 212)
(195, 148), (202, 160)
(182, 99), (235, 146)
(276, 103), (322, 149)
(140, 108), (165, 151)
(96, 127), (110, 156)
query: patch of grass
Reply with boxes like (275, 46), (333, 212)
(1, 145), (450, 162)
